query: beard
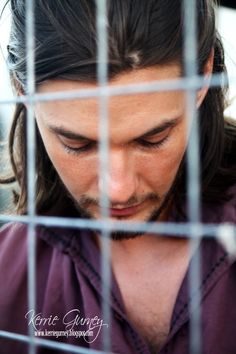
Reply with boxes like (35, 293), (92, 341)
(65, 183), (176, 242)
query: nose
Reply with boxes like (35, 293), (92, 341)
(100, 149), (138, 206)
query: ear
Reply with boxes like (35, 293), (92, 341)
(16, 82), (29, 108)
(196, 49), (214, 108)
(11, 73), (24, 95)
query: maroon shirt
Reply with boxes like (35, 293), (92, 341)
(0, 193), (235, 354)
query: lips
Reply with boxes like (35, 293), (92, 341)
(109, 203), (143, 217)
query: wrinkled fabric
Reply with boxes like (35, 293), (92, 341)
(0, 192), (235, 354)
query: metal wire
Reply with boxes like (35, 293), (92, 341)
(25, 0), (37, 353)
(96, 0), (111, 352)
(0, 73), (231, 105)
(183, 0), (202, 353)
(0, 213), (235, 237)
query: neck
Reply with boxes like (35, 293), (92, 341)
(111, 234), (189, 266)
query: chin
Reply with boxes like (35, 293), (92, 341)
(68, 188), (174, 240)
(108, 230), (145, 241)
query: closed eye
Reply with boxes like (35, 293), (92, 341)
(58, 136), (96, 155)
(60, 135), (170, 154)
(58, 124), (173, 155)
(137, 135), (170, 149)
(136, 127), (172, 150)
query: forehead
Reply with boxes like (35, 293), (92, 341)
(38, 64), (181, 93)
(36, 65), (185, 141)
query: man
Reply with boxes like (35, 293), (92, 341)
(0, 0), (235, 353)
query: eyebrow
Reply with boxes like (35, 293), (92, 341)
(48, 125), (94, 142)
(137, 117), (180, 140)
(47, 117), (181, 142)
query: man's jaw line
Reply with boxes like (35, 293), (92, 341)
(67, 189), (174, 242)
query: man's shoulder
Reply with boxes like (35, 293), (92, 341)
(0, 222), (27, 234)
(0, 222), (28, 252)
(0, 222), (55, 265)
(0, 223), (29, 295)
(0, 221), (91, 270)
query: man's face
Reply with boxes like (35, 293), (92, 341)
(35, 65), (191, 230)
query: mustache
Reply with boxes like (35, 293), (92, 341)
(77, 193), (160, 209)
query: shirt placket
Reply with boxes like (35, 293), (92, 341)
(159, 239), (230, 354)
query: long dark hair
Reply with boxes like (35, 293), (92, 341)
(1, 0), (236, 215)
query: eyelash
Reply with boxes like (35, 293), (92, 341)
(62, 142), (96, 155)
(137, 136), (169, 150)
(62, 136), (169, 155)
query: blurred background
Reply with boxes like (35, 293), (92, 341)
(0, 1), (236, 213)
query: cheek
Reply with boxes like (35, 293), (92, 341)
(139, 137), (187, 191)
(38, 130), (98, 196)
(51, 152), (98, 196)
(36, 119), (98, 197)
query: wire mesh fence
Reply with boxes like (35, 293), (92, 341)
(0, 1), (236, 354)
